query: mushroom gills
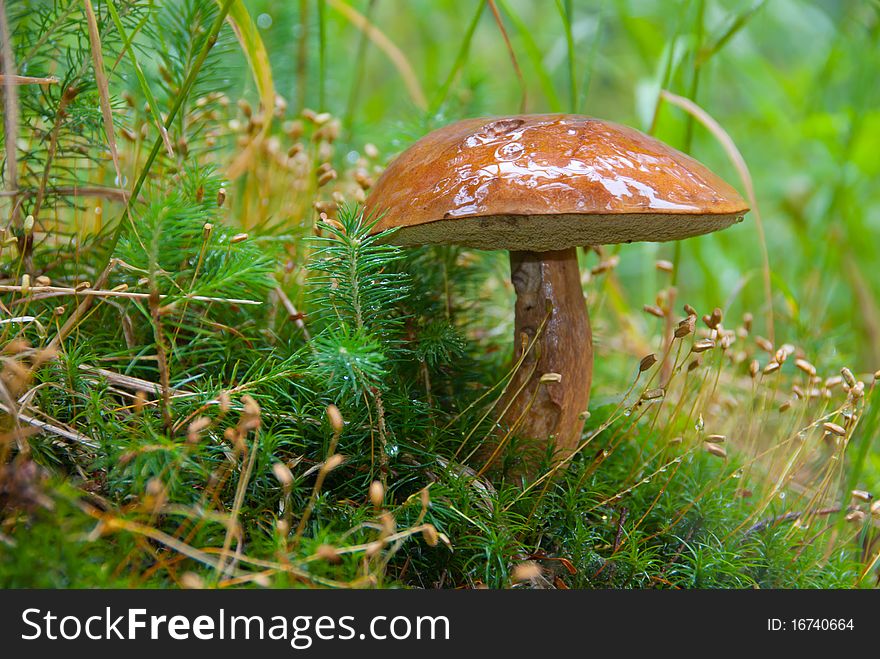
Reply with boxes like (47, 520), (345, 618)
(383, 212), (744, 251)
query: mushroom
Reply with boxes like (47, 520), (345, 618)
(364, 114), (748, 472)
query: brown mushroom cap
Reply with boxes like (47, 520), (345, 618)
(365, 114), (749, 251)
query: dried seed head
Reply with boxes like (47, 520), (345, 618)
(54, 305), (65, 316)
(180, 572), (204, 589)
(643, 304), (665, 318)
(705, 443), (727, 459)
(272, 462), (294, 488)
(202, 222), (214, 239)
(314, 200), (337, 215)
(379, 512), (396, 536)
(512, 561), (542, 582)
(224, 426), (243, 450)
(779, 400), (792, 412)
(241, 394), (261, 417)
(709, 307), (723, 328)
(851, 490), (872, 503)
(354, 169), (373, 190)
(845, 510), (866, 524)
(134, 390), (147, 414)
(322, 454), (344, 473)
(692, 339), (715, 353)
(742, 313), (753, 332)
(841, 367), (857, 387)
(792, 384), (805, 399)
(849, 381), (865, 400)
(2, 339), (29, 355)
(683, 303), (697, 316)
(20, 274), (30, 294)
(540, 372), (562, 383)
(639, 353), (657, 372)
(655, 259), (674, 273)
(326, 404), (344, 434)
(641, 388), (665, 401)
(187, 416), (211, 443)
(230, 232), (248, 243)
(217, 187), (226, 207)
(317, 170), (337, 187)
(35, 275), (51, 287)
(145, 477), (164, 497)
(824, 375), (842, 389)
(285, 120), (304, 139)
(287, 144), (304, 160)
(755, 336), (774, 353)
(590, 255), (620, 275)
(705, 434), (726, 443)
(316, 544), (341, 563)
(421, 524), (439, 547)
(763, 361), (780, 375)
(822, 422), (846, 437)
(794, 359), (816, 376)
(369, 480), (384, 508)
(24, 214), (34, 233)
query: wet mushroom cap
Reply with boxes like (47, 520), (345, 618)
(365, 114), (749, 251)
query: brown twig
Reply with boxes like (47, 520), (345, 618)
(487, 0), (527, 113)
(0, 0), (20, 232)
(147, 288), (173, 433)
(46, 257), (116, 352)
(744, 504), (853, 536)
(0, 401), (98, 448)
(659, 90), (774, 344)
(83, 0), (124, 192)
(0, 185), (130, 200)
(31, 84), (80, 225)
(3, 284), (261, 306)
(0, 74), (58, 85)
(273, 285), (310, 340)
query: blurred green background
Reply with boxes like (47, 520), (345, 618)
(236, 0), (879, 370)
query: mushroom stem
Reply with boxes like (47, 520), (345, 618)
(496, 248), (592, 472)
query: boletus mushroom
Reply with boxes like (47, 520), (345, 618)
(365, 114), (748, 473)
